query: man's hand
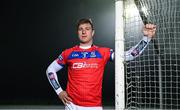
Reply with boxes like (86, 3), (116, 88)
(143, 24), (157, 38)
(58, 91), (72, 105)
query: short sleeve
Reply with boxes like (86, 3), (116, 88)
(102, 48), (114, 62)
(56, 50), (67, 66)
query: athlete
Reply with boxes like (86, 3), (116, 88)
(46, 18), (156, 110)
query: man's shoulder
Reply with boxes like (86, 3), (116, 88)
(61, 45), (78, 55)
(93, 45), (114, 56)
(64, 45), (78, 50)
(94, 45), (111, 51)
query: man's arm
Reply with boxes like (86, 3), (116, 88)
(125, 24), (156, 61)
(110, 24), (156, 61)
(125, 36), (151, 61)
(46, 60), (72, 105)
(46, 60), (63, 94)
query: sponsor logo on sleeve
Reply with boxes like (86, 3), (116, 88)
(48, 73), (60, 90)
(58, 54), (63, 61)
(131, 40), (147, 56)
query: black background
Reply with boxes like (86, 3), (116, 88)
(1, 0), (115, 106)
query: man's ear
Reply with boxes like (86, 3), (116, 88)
(92, 30), (95, 36)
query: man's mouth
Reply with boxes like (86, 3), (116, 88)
(81, 36), (87, 38)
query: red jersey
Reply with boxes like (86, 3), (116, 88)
(56, 45), (112, 106)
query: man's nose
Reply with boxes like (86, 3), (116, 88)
(82, 30), (86, 34)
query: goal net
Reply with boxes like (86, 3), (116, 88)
(122, 0), (180, 109)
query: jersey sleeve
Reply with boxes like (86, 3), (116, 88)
(125, 36), (151, 61)
(103, 48), (114, 62)
(46, 50), (67, 95)
(56, 51), (67, 67)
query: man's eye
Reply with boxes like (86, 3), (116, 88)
(86, 28), (91, 30)
(78, 28), (83, 31)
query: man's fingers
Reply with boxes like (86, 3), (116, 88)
(65, 95), (73, 103)
(145, 24), (156, 29)
(64, 96), (71, 104)
(66, 96), (73, 102)
(59, 91), (72, 105)
(61, 97), (70, 105)
(61, 98), (67, 105)
(62, 95), (72, 104)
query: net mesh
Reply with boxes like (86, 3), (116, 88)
(124, 0), (180, 109)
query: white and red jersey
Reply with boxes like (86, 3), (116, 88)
(46, 36), (151, 107)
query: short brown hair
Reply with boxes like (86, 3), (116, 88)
(76, 18), (94, 30)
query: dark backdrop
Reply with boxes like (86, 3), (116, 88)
(1, 0), (115, 106)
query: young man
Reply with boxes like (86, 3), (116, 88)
(46, 18), (156, 110)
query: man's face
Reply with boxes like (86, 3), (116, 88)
(77, 23), (94, 44)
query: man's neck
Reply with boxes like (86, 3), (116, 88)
(79, 42), (93, 49)
(79, 45), (92, 49)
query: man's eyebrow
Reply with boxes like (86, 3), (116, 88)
(78, 27), (92, 29)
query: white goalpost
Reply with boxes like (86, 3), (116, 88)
(115, 0), (125, 110)
(115, 0), (180, 109)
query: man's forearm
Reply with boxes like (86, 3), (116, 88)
(46, 60), (64, 95)
(125, 36), (151, 61)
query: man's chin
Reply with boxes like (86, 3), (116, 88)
(79, 39), (93, 44)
